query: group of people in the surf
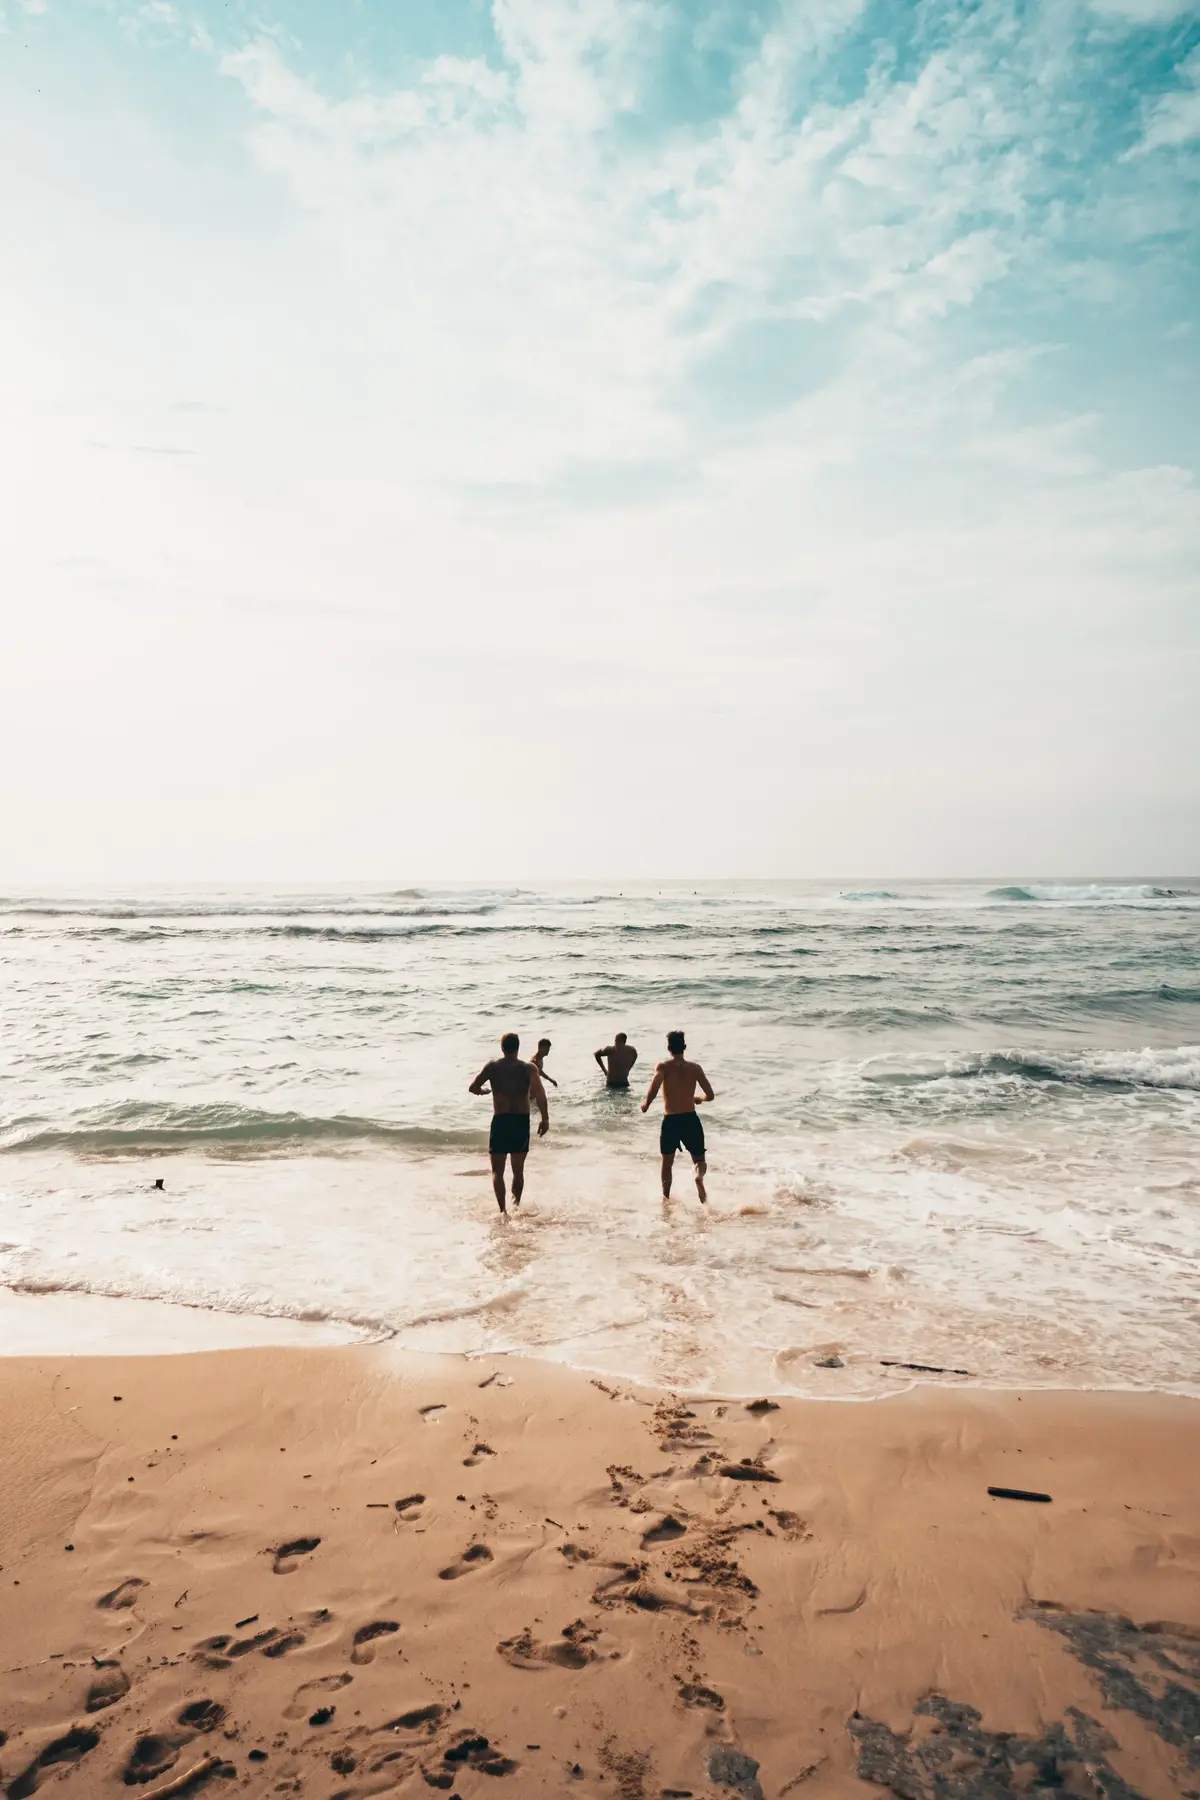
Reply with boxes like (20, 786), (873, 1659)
(469, 1030), (715, 1215)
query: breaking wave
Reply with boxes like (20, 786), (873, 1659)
(861, 1046), (1200, 1092)
(0, 1103), (484, 1157)
(986, 884), (1196, 904)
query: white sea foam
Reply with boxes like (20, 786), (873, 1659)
(0, 880), (1197, 1393)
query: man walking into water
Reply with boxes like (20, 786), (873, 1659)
(641, 1030), (714, 1202)
(595, 1032), (638, 1088)
(469, 1033), (549, 1215)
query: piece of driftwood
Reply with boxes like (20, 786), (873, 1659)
(881, 1359), (972, 1376)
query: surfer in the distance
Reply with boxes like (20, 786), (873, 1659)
(469, 1033), (549, 1215)
(641, 1030), (714, 1202)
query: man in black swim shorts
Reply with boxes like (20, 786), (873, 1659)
(641, 1030), (715, 1203)
(469, 1032), (549, 1215)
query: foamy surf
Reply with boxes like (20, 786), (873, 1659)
(0, 879), (1196, 1393)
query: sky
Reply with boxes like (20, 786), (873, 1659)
(2, 0), (1198, 882)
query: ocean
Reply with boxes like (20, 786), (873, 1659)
(1, 881), (1197, 1394)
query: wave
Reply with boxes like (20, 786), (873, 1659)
(0, 896), (507, 921)
(861, 1046), (1200, 1092)
(840, 891), (902, 902)
(1, 1274), (396, 1339)
(986, 883), (1197, 905)
(0, 1103), (485, 1157)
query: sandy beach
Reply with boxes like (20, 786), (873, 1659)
(1, 1344), (1197, 1800)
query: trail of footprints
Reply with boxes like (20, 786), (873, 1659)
(3, 1394), (793, 1796)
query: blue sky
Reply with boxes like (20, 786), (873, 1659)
(2, 0), (1198, 879)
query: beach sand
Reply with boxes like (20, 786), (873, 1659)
(1, 1345), (1197, 1800)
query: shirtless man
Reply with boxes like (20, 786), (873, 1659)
(531, 1038), (558, 1087)
(469, 1032), (549, 1215)
(594, 1032), (638, 1089)
(640, 1030), (714, 1202)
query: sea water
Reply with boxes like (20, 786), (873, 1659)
(1, 881), (1197, 1394)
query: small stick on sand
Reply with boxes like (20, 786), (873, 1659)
(142, 1754), (223, 1798)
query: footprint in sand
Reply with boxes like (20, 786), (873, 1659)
(438, 1543), (493, 1581)
(462, 1441), (496, 1467)
(122, 1731), (190, 1786)
(177, 1701), (225, 1732)
(192, 1623), (306, 1666)
(7, 1728), (100, 1800)
(351, 1621), (401, 1665)
(97, 1576), (146, 1610)
(679, 1682), (724, 1711)
(271, 1535), (320, 1574)
(85, 1661), (131, 1712)
(385, 1704), (445, 1732)
(394, 1493), (425, 1519)
(641, 1515), (688, 1547)
(284, 1673), (353, 1718)
(497, 1620), (612, 1671)
(591, 1565), (690, 1614)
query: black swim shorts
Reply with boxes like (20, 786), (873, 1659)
(489, 1113), (531, 1156)
(660, 1111), (705, 1160)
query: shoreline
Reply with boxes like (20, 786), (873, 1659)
(1, 1341), (1197, 1799)
(2, 1285), (1198, 1408)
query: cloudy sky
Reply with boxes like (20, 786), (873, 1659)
(2, 0), (1198, 882)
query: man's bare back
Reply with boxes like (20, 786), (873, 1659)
(473, 1055), (545, 1115)
(655, 1056), (710, 1114)
(468, 1033), (548, 1216)
(595, 1034), (638, 1087)
(641, 1032), (714, 1202)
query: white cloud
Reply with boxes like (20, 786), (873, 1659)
(0, 0), (1197, 879)
(1133, 46), (1200, 153)
(1089, 0), (1197, 20)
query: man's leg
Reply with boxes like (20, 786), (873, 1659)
(691, 1153), (707, 1204)
(510, 1152), (527, 1208)
(490, 1153), (508, 1214)
(661, 1152), (674, 1199)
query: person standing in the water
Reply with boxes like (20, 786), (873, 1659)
(594, 1032), (638, 1088)
(641, 1029), (713, 1202)
(531, 1037), (558, 1087)
(469, 1032), (549, 1215)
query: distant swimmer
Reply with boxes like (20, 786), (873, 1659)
(595, 1032), (638, 1089)
(641, 1030), (714, 1203)
(531, 1037), (558, 1087)
(469, 1032), (549, 1216)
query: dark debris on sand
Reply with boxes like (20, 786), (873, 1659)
(851, 1695), (1145, 1800)
(851, 1608), (1200, 1798)
(1023, 1606), (1200, 1770)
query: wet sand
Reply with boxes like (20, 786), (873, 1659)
(1, 1345), (1197, 1799)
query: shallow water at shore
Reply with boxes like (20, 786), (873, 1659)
(1, 880), (1197, 1392)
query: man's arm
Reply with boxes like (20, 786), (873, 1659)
(695, 1064), (715, 1103)
(541, 1070), (558, 1087)
(468, 1063), (493, 1096)
(628, 1048), (638, 1069)
(530, 1065), (550, 1135)
(640, 1067), (664, 1114)
(594, 1047), (609, 1074)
